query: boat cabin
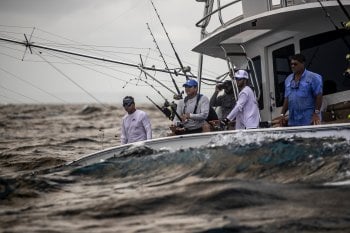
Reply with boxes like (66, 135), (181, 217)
(193, 0), (350, 124)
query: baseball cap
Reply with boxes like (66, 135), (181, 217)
(123, 96), (134, 106)
(234, 70), (249, 80)
(183, 79), (198, 87)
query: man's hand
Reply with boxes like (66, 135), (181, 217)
(181, 113), (190, 122)
(312, 113), (321, 125)
(221, 118), (230, 126)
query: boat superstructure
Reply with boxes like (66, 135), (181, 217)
(62, 1), (350, 167)
(193, 0), (350, 123)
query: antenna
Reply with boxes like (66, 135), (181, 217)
(146, 23), (182, 99)
(22, 27), (35, 61)
(150, 0), (191, 80)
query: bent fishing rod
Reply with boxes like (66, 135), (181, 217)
(150, 0), (191, 80)
(146, 23), (182, 99)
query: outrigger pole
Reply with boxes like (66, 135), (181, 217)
(0, 36), (198, 80)
(149, 0), (191, 81)
(0, 36), (218, 84)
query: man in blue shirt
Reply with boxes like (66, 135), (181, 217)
(280, 54), (323, 126)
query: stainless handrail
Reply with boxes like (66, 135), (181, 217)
(195, 0), (242, 28)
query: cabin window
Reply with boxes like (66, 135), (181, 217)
(251, 56), (264, 110)
(300, 29), (350, 94)
(270, 0), (282, 8)
(272, 44), (295, 107)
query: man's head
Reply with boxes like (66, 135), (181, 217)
(233, 70), (249, 89)
(183, 79), (198, 97)
(289, 53), (306, 74)
(222, 80), (233, 94)
(123, 96), (136, 113)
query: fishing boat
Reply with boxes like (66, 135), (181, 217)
(66, 0), (350, 167)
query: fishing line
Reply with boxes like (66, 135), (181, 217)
(36, 51), (107, 107)
(0, 93), (21, 103)
(0, 66), (68, 103)
(46, 48), (174, 90)
(0, 83), (41, 103)
(45, 49), (136, 82)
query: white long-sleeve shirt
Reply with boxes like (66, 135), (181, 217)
(121, 109), (152, 144)
(226, 86), (260, 129)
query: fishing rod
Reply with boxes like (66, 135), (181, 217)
(138, 71), (169, 101)
(138, 55), (180, 121)
(0, 36), (197, 79)
(138, 66), (177, 95)
(336, 0), (350, 21)
(146, 96), (180, 121)
(316, 0), (350, 50)
(140, 73), (179, 120)
(146, 23), (182, 99)
(150, 0), (191, 80)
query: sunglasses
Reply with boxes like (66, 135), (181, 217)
(290, 79), (299, 89)
(123, 102), (133, 107)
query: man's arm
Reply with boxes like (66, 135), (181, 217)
(120, 119), (127, 144)
(210, 85), (222, 107)
(142, 114), (152, 140)
(280, 98), (288, 116)
(226, 91), (248, 121)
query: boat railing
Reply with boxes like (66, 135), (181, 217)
(196, 0), (331, 38)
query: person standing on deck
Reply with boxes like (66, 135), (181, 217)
(223, 70), (260, 129)
(210, 80), (236, 120)
(120, 96), (152, 144)
(280, 54), (323, 126)
(170, 79), (210, 135)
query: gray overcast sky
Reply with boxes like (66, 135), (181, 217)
(0, 0), (227, 104)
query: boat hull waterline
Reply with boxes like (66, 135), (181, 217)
(68, 123), (350, 167)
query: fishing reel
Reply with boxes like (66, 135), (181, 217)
(173, 91), (183, 100)
(161, 100), (177, 121)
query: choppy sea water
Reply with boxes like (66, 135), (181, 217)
(1, 104), (350, 233)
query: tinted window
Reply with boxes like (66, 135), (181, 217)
(251, 56), (264, 109)
(272, 44), (295, 107)
(300, 29), (350, 94)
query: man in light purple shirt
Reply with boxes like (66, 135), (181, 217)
(120, 96), (152, 144)
(225, 70), (260, 129)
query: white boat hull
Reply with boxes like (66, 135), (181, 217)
(68, 123), (350, 167)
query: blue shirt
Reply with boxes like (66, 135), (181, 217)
(284, 69), (323, 126)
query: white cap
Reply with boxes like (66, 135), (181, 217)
(234, 70), (249, 79)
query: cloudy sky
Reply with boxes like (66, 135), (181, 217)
(0, 0), (228, 105)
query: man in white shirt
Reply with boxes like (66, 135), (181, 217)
(224, 70), (260, 129)
(120, 96), (152, 144)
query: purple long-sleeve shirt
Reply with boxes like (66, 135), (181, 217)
(226, 86), (260, 129)
(121, 109), (152, 144)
